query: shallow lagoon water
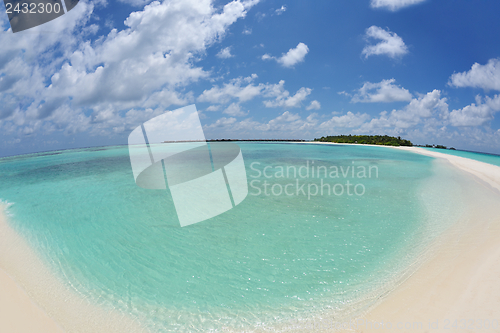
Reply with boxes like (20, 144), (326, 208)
(0, 143), (466, 331)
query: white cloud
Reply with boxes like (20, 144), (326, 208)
(370, 0), (426, 11)
(205, 111), (318, 136)
(351, 79), (412, 103)
(198, 76), (312, 109)
(262, 42), (309, 68)
(336, 89), (500, 132)
(55, 0), (257, 107)
(223, 103), (248, 116)
(449, 95), (500, 126)
(206, 105), (221, 111)
(341, 90), (449, 133)
(275, 111), (300, 121)
(203, 90), (453, 140)
(263, 80), (311, 108)
(275, 5), (287, 15)
(385, 90), (449, 128)
(405, 90), (449, 118)
(190, 90), (500, 153)
(449, 58), (500, 91)
(206, 117), (237, 128)
(242, 28), (252, 35)
(306, 100), (321, 110)
(217, 47), (234, 59)
(278, 43), (309, 67)
(117, 0), (154, 7)
(319, 112), (371, 129)
(0, 0), (96, 136)
(204, 110), (378, 139)
(0, 0), (260, 143)
(198, 74), (263, 104)
(362, 26), (408, 59)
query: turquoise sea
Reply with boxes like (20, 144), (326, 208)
(422, 147), (500, 167)
(0, 143), (471, 331)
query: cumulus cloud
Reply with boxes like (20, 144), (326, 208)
(206, 117), (237, 128)
(51, 0), (257, 107)
(370, 0), (426, 11)
(306, 100), (321, 110)
(262, 80), (311, 108)
(204, 111), (318, 136)
(117, 0), (155, 7)
(278, 43), (309, 67)
(362, 26), (408, 59)
(197, 75), (313, 109)
(203, 89), (500, 153)
(319, 112), (371, 129)
(217, 47), (234, 59)
(204, 90), (449, 138)
(351, 79), (412, 103)
(0, 0), (95, 136)
(223, 103), (248, 116)
(205, 105), (221, 111)
(262, 42), (309, 67)
(449, 95), (500, 126)
(449, 58), (500, 91)
(381, 89), (449, 129)
(198, 74), (263, 104)
(0, 0), (259, 145)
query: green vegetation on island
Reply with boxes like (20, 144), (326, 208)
(314, 135), (413, 147)
(424, 144), (455, 150)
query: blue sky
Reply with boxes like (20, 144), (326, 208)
(2, 0), (500, 157)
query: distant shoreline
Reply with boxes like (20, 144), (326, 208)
(2, 140), (500, 160)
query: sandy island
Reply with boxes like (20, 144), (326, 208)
(1, 145), (500, 332)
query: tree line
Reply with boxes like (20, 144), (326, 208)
(314, 135), (413, 147)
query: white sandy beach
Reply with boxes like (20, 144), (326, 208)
(305, 144), (500, 333)
(354, 147), (500, 333)
(0, 266), (64, 333)
(0, 206), (64, 333)
(1, 145), (500, 332)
